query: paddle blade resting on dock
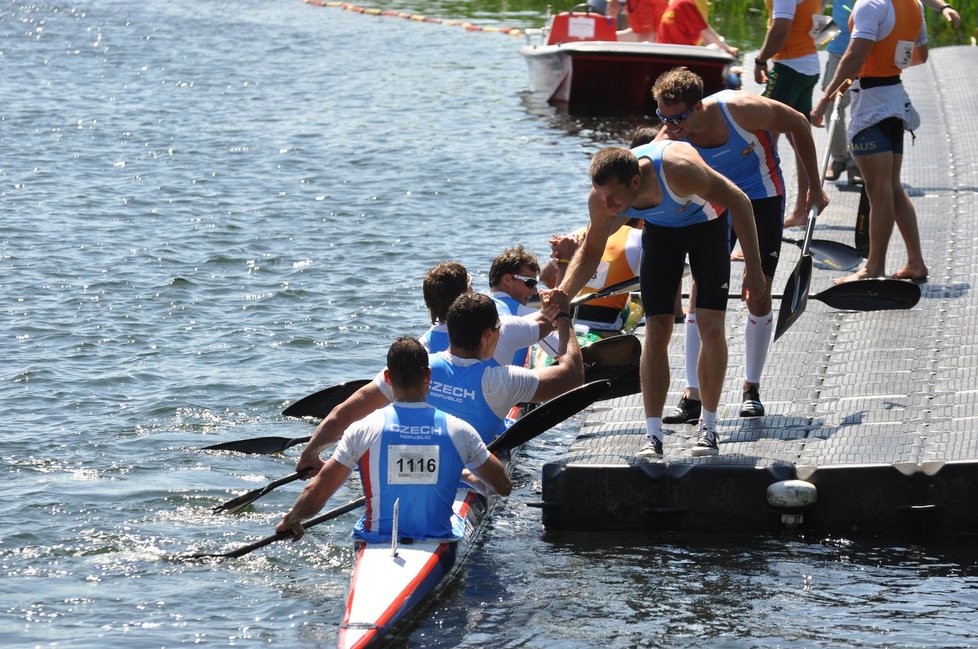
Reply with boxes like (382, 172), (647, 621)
(774, 254), (812, 341)
(813, 278), (921, 311)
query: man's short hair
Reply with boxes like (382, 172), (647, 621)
(589, 146), (640, 187)
(652, 66), (704, 109)
(488, 245), (540, 288)
(423, 262), (469, 324)
(446, 293), (498, 351)
(629, 125), (661, 148)
(387, 336), (429, 390)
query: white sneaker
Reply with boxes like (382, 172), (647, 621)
(636, 436), (663, 458)
(690, 427), (719, 457)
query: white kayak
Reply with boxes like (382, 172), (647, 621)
(337, 450), (511, 649)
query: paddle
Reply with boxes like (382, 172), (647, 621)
(855, 184), (870, 257)
(281, 379), (371, 419)
(716, 278), (920, 311)
(199, 379), (371, 454)
(212, 472), (304, 515)
(181, 379), (611, 559)
(569, 275), (640, 307)
(782, 236), (863, 272)
(773, 84), (849, 342)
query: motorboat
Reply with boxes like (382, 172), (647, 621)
(519, 7), (737, 114)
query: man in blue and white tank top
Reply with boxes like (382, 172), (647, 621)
(487, 246), (561, 364)
(277, 337), (511, 543)
(293, 293), (584, 476)
(419, 261), (558, 367)
(552, 142), (768, 458)
(652, 67), (829, 422)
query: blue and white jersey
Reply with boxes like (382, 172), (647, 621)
(624, 141), (725, 228)
(491, 294), (530, 366)
(420, 317), (540, 367)
(418, 324), (450, 355)
(688, 91), (785, 200)
(333, 402), (488, 542)
(427, 353), (504, 444)
(373, 352), (539, 444)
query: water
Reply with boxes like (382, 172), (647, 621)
(3, 0), (977, 646)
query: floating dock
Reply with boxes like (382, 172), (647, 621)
(539, 46), (978, 537)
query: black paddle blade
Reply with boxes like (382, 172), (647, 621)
(201, 435), (309, 455)
(487, 379), (611, 453)
(855, 185), (870, 258)
(282, 379), (371, 419)
(807, 239), (864, 272)
(581, 334), (641, 369)
(774, 254), (813, 341)
(813, 278), (921, 311)
(600, 365), (641, 400)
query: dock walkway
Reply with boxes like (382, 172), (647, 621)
(540, 46), (978, 537)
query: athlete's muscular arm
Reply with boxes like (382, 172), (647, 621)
(812, 38), (873, 126)
(529, 314), (585, 403)
(277, 459), (353, 541)
(730, 93), (829, 215)
(296, 383), (390, 477)
(557, 194), (629, 300)
(467, 454), (512, 496)
(754, 18), (791, 84)
(665, 144), (768, 313)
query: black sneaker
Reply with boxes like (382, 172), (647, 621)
(690, 427), (719, 457)
(636, 436), (663, 458)
(740, 385), (764, 417)
(663, 396), (701, 424)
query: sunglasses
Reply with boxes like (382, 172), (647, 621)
(512, 273), (538, 289)
(493, 320), (502, 331)
(655, 104), (694, 125)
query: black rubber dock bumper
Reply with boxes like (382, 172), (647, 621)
(537, 441), (978, 536)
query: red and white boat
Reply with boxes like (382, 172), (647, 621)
(337, 469), (504, 649)
(519, 7), (736, 114)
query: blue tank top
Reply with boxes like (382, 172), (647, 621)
(491, 295), (529, 367)
(352, 405), (464, 542)
(419, 325), (449, 354)
(427, 353), (505, 444)
(687, 91), (785, 200)
(623, 141), (725, 227)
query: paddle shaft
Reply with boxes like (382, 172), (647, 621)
(212, 471), (303, 514)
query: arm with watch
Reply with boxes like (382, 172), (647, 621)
(753, 17), (792, 85)
(921, 0), (960, 28)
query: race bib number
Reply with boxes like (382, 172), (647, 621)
(894, 40), (914, 69)
(388, 445), (439, 485)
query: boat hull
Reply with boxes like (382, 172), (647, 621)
(519, 41), (735, 114)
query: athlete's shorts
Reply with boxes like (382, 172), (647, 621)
(729, 195), (786, 278)
(763, 62), (820, 116)
(641, 216), (730, 315)
(851, 116), (905, 157)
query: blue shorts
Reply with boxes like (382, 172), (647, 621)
(852, 116), (905, 157)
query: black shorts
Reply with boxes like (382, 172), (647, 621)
(641, 216), (730, 315)
(729, 195), (785, 279)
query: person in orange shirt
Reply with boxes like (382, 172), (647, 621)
(812, 0), (929, 284)
(608, 0), (668, 41)
(754, 0), (822, 228)
(656, 0), (739, 56)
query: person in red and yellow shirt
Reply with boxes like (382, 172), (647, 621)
(657, 0), (738, 56)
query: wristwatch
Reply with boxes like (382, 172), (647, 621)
(755, 58), (767, 67)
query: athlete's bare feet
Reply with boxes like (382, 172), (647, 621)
(889, 264), (929, 283)
(833, 266), (883, 284)
(783, 207), (807, 229)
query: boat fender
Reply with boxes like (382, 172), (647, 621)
(767, 479), (817, 528)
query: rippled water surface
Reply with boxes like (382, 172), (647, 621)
(3, 0), (977, 647)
